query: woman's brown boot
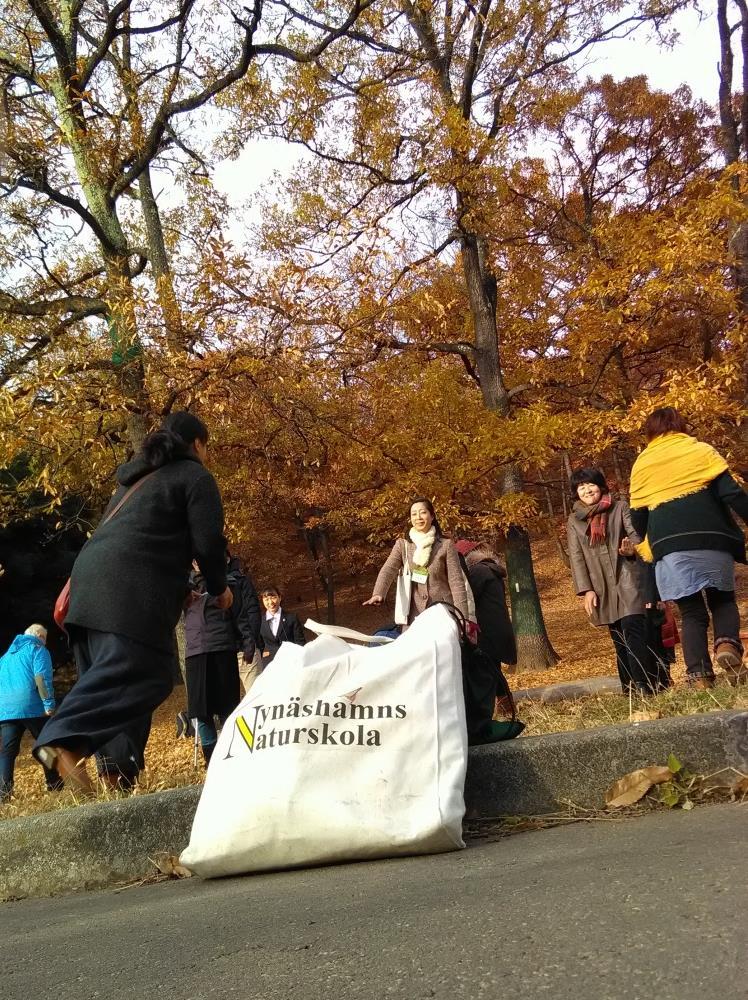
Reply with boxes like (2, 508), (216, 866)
(37, 746), (95, 796)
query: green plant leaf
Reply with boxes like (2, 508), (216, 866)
(667, 753), (683, 774)
(658, 781), (681, 808)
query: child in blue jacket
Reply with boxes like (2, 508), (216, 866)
(0, 625), (61, 801)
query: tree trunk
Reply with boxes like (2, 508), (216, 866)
(50, 59), (150, 453)
(501, 464), (560, 671)
(302, 523), (336, 625)
(104, 252), (150, 451)
(138, 165), (186, 351)
(717, 0), (748, 467)
(318, 527), (336, 625)
(461, 234), (558, 670)
(611, 448), (625, 492)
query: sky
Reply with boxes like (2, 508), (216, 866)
(212, 7), (723, 215)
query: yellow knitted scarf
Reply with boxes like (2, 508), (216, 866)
(630, 433), (728, 511)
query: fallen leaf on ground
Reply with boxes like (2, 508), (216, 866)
(629, 710), (662, 722)
(150, 853), (193, 879)
(605, 766), (673, 808)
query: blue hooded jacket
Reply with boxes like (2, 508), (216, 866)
(0, 634), (55, 721)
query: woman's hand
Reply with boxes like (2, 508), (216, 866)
(582, 591), (598, 617)
(618, 538), (636, 557)
(214, 586), (233, 610)
(362, 595), (383, 606)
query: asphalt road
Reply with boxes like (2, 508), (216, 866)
(2, 803), (746, 1000)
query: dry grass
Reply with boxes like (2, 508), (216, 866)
(518, 681), (748, 737)
(2, 535), (747, 821)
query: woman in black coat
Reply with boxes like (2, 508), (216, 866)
(34, 412), (231, 794)
(456, 541), (517, 716)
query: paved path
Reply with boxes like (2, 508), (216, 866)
(2, 803), (745, 1000)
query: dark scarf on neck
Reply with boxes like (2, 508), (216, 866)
(573, 494), (612, 546)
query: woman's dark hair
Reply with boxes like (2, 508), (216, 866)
(570, 467), (609, 503)
(141, 411), (209, 469)
(261, 586), (281, 598)
(406, 497), (442, 538)
(643, 406), (689, 442)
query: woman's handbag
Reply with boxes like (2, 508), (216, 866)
(394, 542), (412, 626)
(53, 472), (156, 631)
(53, 578), (72, 631)
(661, 604), (680, 648)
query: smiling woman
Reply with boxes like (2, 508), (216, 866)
(566, 466), (665, 696)
(363, 497), (469, 626)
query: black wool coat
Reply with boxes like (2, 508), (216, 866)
(466, 558), (517, 667)
(259, 611), (306, 663)
(66, 454), (227, 653)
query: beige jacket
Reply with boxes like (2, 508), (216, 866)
(372, 536), (469, 622)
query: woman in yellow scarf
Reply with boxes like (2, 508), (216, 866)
(629, 408), (748, 689)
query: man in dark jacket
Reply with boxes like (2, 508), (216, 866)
(259, 586), (306, 663)
(182, 551), (260, 762)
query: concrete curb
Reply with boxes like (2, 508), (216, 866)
(465, 710), (748, 816)
(2, 710), (746, 901)
(0, 786), (200, 902)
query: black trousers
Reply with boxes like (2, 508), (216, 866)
(33, 627), (173, 760)
(0, 717), (63, 799)
(608, 614), (663, 694)
(675, 588), (741, 677)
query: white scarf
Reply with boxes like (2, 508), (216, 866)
(409, 526), (436, 567)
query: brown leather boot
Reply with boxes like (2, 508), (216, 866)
(687, 675), (715, 691)
(37, 745), (95, 796)
(715, 639), (743, 673)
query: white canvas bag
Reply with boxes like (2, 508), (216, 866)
(180, 604), (468, 878)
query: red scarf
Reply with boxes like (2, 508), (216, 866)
(573, 494), (612, 546)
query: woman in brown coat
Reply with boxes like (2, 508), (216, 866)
(364, 498), (469, 624)
(567, 467), (662, 694)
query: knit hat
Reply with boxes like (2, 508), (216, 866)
(455, 540), (478, 556)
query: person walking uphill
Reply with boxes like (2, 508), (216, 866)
(567, 467), (662, 694)
(183, 551), (261, 763)
(456, 542), (517, 669)
(34, 411), (231, 794)
(364, 498), (469, 624)
(629, 407), (748, 688)
(0, 625), (62, 801)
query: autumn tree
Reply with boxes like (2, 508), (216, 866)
(235, 0), (692, 667)
(0, 0), (373, 520)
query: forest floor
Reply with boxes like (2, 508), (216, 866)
(2, 536), (747, 819)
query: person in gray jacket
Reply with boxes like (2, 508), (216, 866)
(567, 467), (661, 694)
(182, 552), (260, 763)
